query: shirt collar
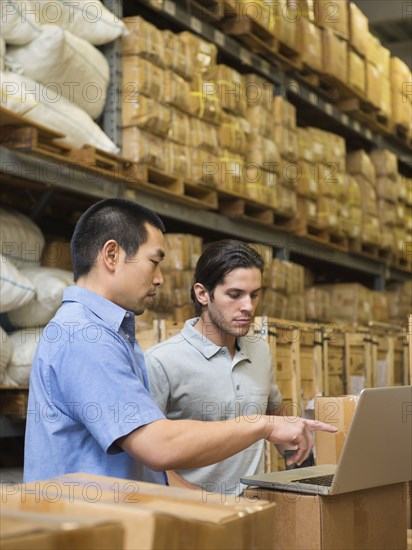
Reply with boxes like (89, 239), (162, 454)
(62, 286), (134, 334)
(182, 318), (251, 362)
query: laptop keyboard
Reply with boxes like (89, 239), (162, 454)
(291, 474), (334, 486)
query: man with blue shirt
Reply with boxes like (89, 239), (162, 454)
(24, 198), (336, 484)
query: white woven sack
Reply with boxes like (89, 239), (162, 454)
(34, 0), (126, 45)
(7, 24), (110, 119)
(0, 0), (42, 45)
(0, 254), (36, 313)
(0, 326), (12, 373)
(0, 208), (45, 268)
(8, 267), (73, 327)
(0, 37), (5, 71)
(6, 328), (42, 386)
(1, 71), (119, 152)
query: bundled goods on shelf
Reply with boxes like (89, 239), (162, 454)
(179, 31), (218, 78)
(256, 260), (305, 320)
(348, 2), (368, 58)
(148, 234), (202, 323)
(321, 26), (348, 84)
(163, 30), (194, 81)
(123, 17), (165, 65)
(248, 242), (273, 287)
(122, 127), (165, 170)
(225, 0), (275, 34)
(271, 97), (298, 216)
(371, 291), (389, 323)
(297, 15), (323, 73)
(270, 0), (299, 54)
(313, 0), (349, 40)
(317, 283), (372, 326)
(123, 20), (221, 183)
(305, 286), (331, 322)
(390, 57), (412, 136)
(347, 149), (381, 247)
(348, 48), (365, 95)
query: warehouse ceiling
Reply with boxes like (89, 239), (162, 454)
(353, 0), (412, 68)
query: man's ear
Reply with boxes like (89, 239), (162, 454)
(101, 240), (120, 272)
(193, 283), (209, 308)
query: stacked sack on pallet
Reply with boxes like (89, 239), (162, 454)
(0, 208), (73, 386)
(0, 0), (124, 152)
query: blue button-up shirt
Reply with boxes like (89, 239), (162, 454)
(24, 286), (166, 483)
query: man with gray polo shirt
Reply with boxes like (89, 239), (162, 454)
(145, 240), (283, 495)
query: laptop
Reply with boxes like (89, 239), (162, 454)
(241, 386), (412, 495)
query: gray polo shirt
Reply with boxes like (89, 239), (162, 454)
(144, 318), (282, 495)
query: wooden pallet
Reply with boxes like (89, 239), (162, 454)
(275, 40), (302, 71)
(0, 107), (145, 184)
(318, 73), (366, 106)
(219, 16), (279, 61)
(67, 144), (145, 183)
(217, 190), (294, 229)
(391, 122), (411, 145)
(297, 63), (321, 88)
(0, 387), (29, 420)
(348, 238), (380, 258)
(126, 166), (218, 210)
(175, 0), (224, 22)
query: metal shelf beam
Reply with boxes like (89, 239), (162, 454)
(2, 147), (410, 282)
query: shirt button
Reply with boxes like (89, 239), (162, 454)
(125, 313), (130, 318)
(236, 385), (240, 390)
(125, 334), (130, 339)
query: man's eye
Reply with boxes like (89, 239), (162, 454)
(151, 260), (159, 267)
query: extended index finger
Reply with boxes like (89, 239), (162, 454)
(306, 419), (338, 433)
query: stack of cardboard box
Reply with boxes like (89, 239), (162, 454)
(346, 150), (379, 247)
(273, 97), (298, 217)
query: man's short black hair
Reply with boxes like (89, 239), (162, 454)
(71, 199), (165, 281)
(191, 240), (264, 316)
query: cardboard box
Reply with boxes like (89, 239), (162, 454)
(314, 395), (359, 464)
(314, 0), (349, 40)
(123, 17), (165, 67)
(348, 49), (365, 94)
(370, 149), (398, 180)
(1, 510), (123, 550)
(346, 150), (375, 185)
(41, 242), (72, 271)
(298, 17), (323, 73)
(349, 2), (368, 57)
(390, 56), (411, 97)
(321, 27), (347, 83)
(365, 62), (381, 109)
(244, 483), (406, 550)
(2, 475), (277, 550)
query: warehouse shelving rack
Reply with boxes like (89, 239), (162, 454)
(1, 0), (411, 291)
(1, 0), (411, 444)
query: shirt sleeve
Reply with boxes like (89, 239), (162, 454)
(144, 349), (171, 414)
(48, 328), (165, 454)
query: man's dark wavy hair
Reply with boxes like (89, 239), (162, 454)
(191, 240), (264, 316)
